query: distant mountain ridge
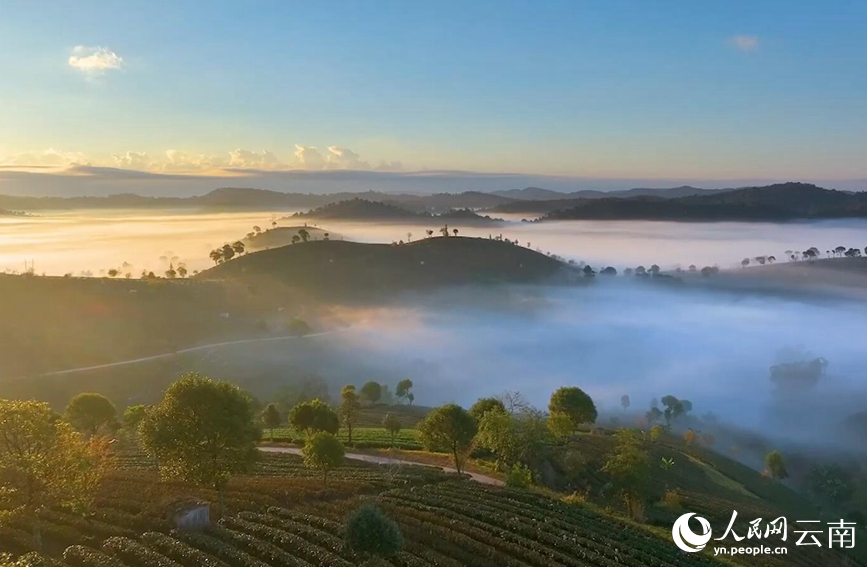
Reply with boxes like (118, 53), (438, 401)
(542, 182), (867, 221)
(492, 185), (723, 201)
(293, 198), (503, 223)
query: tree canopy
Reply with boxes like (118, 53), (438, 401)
(361, 381), (382, 404)
(65, 393), (118, 436)
(289, 399), (339, 435)
(548, 387), (597, 434)
(302, 432), (344, 486)
(469, 397), (506, 421)
(139, 373), (261, 503)
(339, 385), (361, 445)
(344, 504), (403, 558)
(395, 379), (414, 403)
(418, 404), (477, 474)
(765, 451), (789, 481)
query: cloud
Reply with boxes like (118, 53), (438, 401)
(2, 148), (88, 167)
(727, 35), (759, 52)
(326, 146), (370, 170)
(228, 148), (283, 170)
(68, 46), (124, 74)
(162, 150), (226, 173)
(294, 145), (327, 170)
(375, 160), (404, 172)
(113, 151), (154, 170)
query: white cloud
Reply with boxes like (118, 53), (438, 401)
(2, 148), (88, 167)
(113, 151), (153, 170)
(228, 148), (283, 170)
(727, 35), (759, 52)
(294, 145), (327, 170)
(375, 160), (404, 172)
(326, 146), (370, 170)
(162, 150), (226, 173)
(68, 46), (124, 74)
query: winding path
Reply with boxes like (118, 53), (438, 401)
(259, 445), (504, 486)
(24, 331), (341, 379)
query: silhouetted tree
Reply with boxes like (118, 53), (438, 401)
(66, 393), (118, 436)
(298, 229), (310, 242)
(262, 403), (281, 441)
(548, 387), (597, 436)
(290, 399), (339, 435)
(621, 395), (630, 410)
(395, 379), (413, 403)
(361, 381), (382, 404)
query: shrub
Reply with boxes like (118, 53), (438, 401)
(345, 504), (403, 558)
(63, 546), (119, 567)
(505, 463), (534, 489)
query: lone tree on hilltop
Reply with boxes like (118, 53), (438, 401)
(139, 373), (260, 516)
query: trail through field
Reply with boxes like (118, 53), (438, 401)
(259, 445), (505, 486)
(28, 331), (341, 378)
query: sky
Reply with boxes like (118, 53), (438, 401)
(1, 0), (866, 183)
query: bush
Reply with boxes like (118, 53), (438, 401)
(345, 504), (403, 558)
(505, 463), (534, 489)
(661, 489), (682, 510)
(102, 536), (183, 567)
(141, 533), (230, 567)
(63, 546), (119, 567)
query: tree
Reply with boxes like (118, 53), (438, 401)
(122, 404), (148, 432)
(107, 269), (119, 278)
(262, 404), (281, 442)
(661, 395), (689, 425)
(361, 381), (382, 404)
(469, 397), (506, 421)
(298, 229), (310, 243)
(177, 265), (188, 278)
(452, 228), (459, 237)
(620, 395), (630, 410)
(418, 404), (477, 474)
(649, 424), (664, 442)
(65, 393), (117, 436)
(302, 432), (344, 486)
(682, 428), (696, 447)
(290, 399), (339, 436)
(292, 235), (300, 244)
(383, 414), (402, 446)
(426, 229), (434, 238)
(548, 387), (597, 435)
(602, 429), (650, 521)
(165, 264), (177, 279)
(139, 373), (260, 516)
(209, 249), (223, 265)
(406, 393), (414, 406)
(765, 450), (789, 481)
(395, 379), (413, 404)
(220, 244), (235, 262)
(476, 407), (549, 470)
(340, 385), (361, 445)
(345, 504), (403, 559)
(0, 400), (110, 550)
(741, 258), (750, 268)
(231, 241), (245, 256)
(505, 463), (534, 489)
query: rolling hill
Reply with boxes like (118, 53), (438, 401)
(542, 183), (867, 221)
(196, 237), (567, 297)
(292, 198), (503, 223)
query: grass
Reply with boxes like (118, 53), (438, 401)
(265, 427), (422, 450)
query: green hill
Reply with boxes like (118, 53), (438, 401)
(196, 237), (566, 297)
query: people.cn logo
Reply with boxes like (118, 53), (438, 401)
(672, 513), (713, 553)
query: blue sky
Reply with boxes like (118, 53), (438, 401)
(1, 0), (865, 179)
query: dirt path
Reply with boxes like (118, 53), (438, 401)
(27, 331), (340, 378)
(259, 445), (504, 486)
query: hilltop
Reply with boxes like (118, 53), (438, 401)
(196, 237), (567, 297)
(542, 183), (867, 221)
(293, 198), (503, 223)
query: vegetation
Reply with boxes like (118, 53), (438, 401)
(64, 393), (118, 436)
(548, 387), (597, 435)
(289, 399), (339, 436)
(418, 404), (477, 474)
(339, 385), (361, 445)
(139, 373), (260, 515)
(344, 504), (403, 559)
(602, 429), (651, 521)
(261, 404), (281, 442)
(765, 451), (789, 481)
(360, 382), (382, 405)
(382, 414), (402, 447)
(301, 432), (345, 486)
